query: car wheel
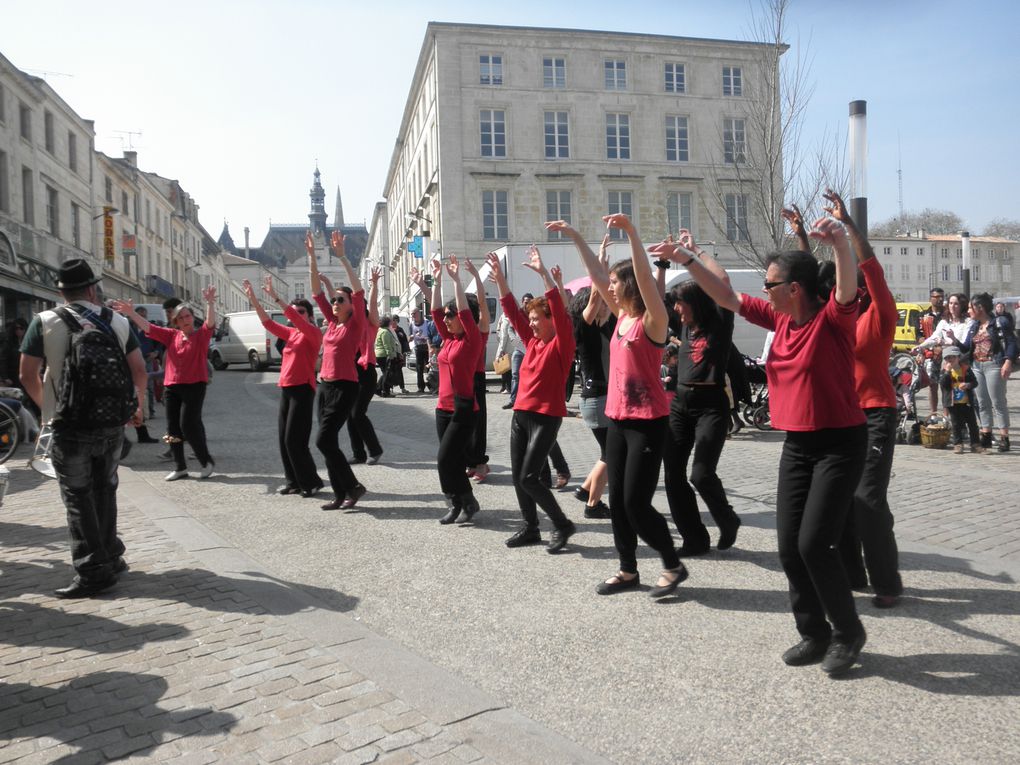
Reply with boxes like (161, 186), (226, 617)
(248, 351), (262, 371)
(210, 351), (227, 371)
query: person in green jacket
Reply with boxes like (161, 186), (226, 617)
(375, 324), (397, 397)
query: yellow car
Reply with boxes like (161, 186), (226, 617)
(893, 303), (928, 352)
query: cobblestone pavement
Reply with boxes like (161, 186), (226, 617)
(2, 373), (1019, 763)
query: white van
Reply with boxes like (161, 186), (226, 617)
(210, 310), (287, 371)
(131, 303), (168, 326)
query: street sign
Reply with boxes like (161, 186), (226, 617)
(103, 207), (115, 263)
(389, 296), (399, 308)
(408, 236), (424, 258)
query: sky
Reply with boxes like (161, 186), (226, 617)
(5, 0), (1019, 245)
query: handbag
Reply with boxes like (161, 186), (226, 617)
(493, 353), (511, 375)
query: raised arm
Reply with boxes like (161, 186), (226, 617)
(429, 257), (442, 309)
(648, 239), (741, 313)
(677, 230), (730, 287)
(202, 285), (217, 330)
(367, 266), (382, 328)
(545, 221), (618, 316)
(485, 252), (511, 300)
(243, 279), (271, 324)
(522, 244), (557, 295)
(808, 216), (857, 305)
(110, 298), (151, 334)
(604, 214), (667, 341)
(332, 231), (362, 294)
(464, 259), (490, 333)
(306, 232), (322, 296)
(445, 255), (468, 314)
(781, 204), (812, 254)
(822, 189), (875, 264)
(582, 284), (604, 325)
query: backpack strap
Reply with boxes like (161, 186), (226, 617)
(54, 306), (84, 334)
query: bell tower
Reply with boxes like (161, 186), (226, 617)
(308, 166), (328, 235)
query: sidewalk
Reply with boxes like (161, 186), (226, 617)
(0, 465), (609, 764)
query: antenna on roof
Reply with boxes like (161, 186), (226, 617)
(112, 130), (143, 150)
(24, 69), (73, 79)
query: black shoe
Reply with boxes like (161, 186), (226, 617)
(821, 630), (867, 676)
(112, 558), (129, 575)
(573, 486), (590, 503)
(980, 432), (993, 449)
(301, 481), (324, 498)
(717, 516), (741, 551)
(501, 403), (513, 410)
(547, 522), (576, 554)
(998, 436), (1011, 453)
(278, 484), (300, 495)
(55, 578), (118, 599)
(677, 543), (710, 558)
(366, 452), (383, 465)
(649, 564), (688, 598)
(596, 572), (639, 595)
(340, 484), (367, 509)
(584, 501), (611, 519)
(137, 436), (160, 444)
(872, 594), (900, 609)
(440, 494), (461, 525)
(458, 493), (480, 523)
(782, 638), (831, 666)
(505, 526), (542, 548)
(350, 455), (367, 465)
(321, 497), (344, 511)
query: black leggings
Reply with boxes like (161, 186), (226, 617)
(278, 384), (320, 492)
(606, 417), (679, 574)
(435, 399), (475, 496)
(664, 386), (738, 548)
(777, 425), (867, 643)
(316, 380), (361, 497)
(511, 411), (570, 529)
(467, 371), (488, 466)
(164, 382), (212, 471)
(348, 364), (382, 460)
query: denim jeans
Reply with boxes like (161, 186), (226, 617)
(972, 360), (1010, 430)
(508, 349), (525, 405)
(51, 425), (126, 584)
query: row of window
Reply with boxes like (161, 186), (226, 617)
(478, 54), (743, 96)
(6, 163), (84, 247)
(0, 84), (82, 176)
(880, 245), (1013, 260)
(479, 189), (748, 243)
(480, 110), (744, 164)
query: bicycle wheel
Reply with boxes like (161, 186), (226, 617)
(752, 406), (772, 431)
(0, 402), (20, 464)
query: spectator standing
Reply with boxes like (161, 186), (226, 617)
(410, 308), (430, 392)
(940, 346), (982, 453)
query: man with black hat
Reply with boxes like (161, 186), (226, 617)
(19, 258), (148, 598)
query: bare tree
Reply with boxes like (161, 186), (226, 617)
(870, 208), (965, 237)
(982, 217), (1020, 240)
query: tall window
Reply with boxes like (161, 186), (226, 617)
(665, 115), (689, 162)
(44, 111), (55, 153)
(917, 264), (927, 280)
(665, 62), (686, 93)
(19, 102), (31, 141)
(606, 113), (630, 160)
(607, 191), (633, 240)
(666, 192), (692, 236)
(941, 264), (950, 281)
(545, 191), (572, 239)
(1003, 264), (1012, 282)
(68, 132), (77, 173)
(145, 199), (151, 229)
(723, 66), (742, 96)
(973, 264), (981, 281)
(479, 109), (506, 158)
(480, 54), (503, 85)
(544, 111), (569, 159)
(901, 264), (910, 280)
(0, 83), (5, 123)
(482, 190), (508, 240)
(955, 264), (963, 280)
(71, 203), (81, 249)
(105, 175), (113, 203)
(45, 185), (58, 236)
(0, 151), (8, 213)
(21, 167), (33, 224)
(604, 60), (626, 89)
(723, 118), (745, 164)
(724, 193), (748, 242)
(543, 57), (565, 88)
(121, 191), (129, 218)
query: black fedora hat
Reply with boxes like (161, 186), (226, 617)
(56, 258), (101, 290)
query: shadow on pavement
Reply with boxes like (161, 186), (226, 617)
(0, 520), (66, 551)
(857, 650), (1020, 696)
(0, 601), (187, 651)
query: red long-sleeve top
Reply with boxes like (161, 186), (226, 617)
(314, 290), (365, 382)
(262, 305), (322, 390)
(433, 306), (482, 412)
(146, 323), (212, 386)
(854, 257), (898, 409)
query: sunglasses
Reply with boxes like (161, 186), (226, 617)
(294, 308), (307, 316)
(330, 296), (347, 305)
(763, 280), (789, 290)
(443, 311), (457, 319)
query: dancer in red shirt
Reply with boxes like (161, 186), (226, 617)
(347, 266), (385, 465)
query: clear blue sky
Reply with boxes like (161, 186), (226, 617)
(6, 0), (1019, 244)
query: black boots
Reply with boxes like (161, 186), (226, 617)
(999, 435), (1011, 453)
(980, 432), (993, 450)
(440, 492), (480, 524)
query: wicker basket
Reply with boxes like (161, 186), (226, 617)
(920, 424), (950, 449)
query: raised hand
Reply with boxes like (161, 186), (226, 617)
(262, 275), (276, 298)
(110, 298), (135, 315)
(807, 216), (847, 247)
(445, 254), (461, 279)
(331, 231), (346, 258)
(598, 233), (611, 266)
(677, 228), (698, 254)
(821, 189), (849, 223)
(202, 285), (216, 303)
(780, 204), (807, 235)
(485, 252), (503, 283)
(371, 266), (382, 284)
(522, 244), (547, 275)
(545, 220), (576, 237)
(305, 231), (315, 257)
(550, 264), (564, 286)
(241, 280), (256, 299)
(430, 257), (443, 280)
(602, 213), (634, 233)
(463, 258), (479, 276)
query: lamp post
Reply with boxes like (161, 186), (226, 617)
(961, 230), (971, 298)
(849, 100), (868, 236)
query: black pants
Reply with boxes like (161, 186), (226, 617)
(278, 384), (321, 492)
(948, 403), (980, 445)
(777, 425), (867, 642)
(467, 371), (488, 466)
(539, 440), (570, 485)
(435, 400), (475, 496)
(165, 382), (212, 471)
(511, 411), (570, 529)
(51, 425), (125, 584)
(415, 345), (429, 391)
(606, 417), (679, 574)
(348, 364), (382, 460)
(376, 357), (391, 395)
(316, 380), (361, 497)
(664, 386), (738, 549)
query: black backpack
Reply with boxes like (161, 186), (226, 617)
(54, 306), (137, 429)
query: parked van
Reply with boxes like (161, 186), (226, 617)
(894, 303), (928, 352)
(131, 304), (168, 326)
(210, 310), (287, 371)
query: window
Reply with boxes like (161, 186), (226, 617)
(900, 247), (908, 255)
(1004, 264), (1013, 282)
(0, 151), (7, 213)
(105, 176), (113, 203)
(955, 265), (963, 280)
(666, 192), (692, 236)
(973, 248), (980, 258)
(21, 167), (33, 224)
(917, 247), (925, 256)
(973, 264), (981, 281)
(604, 60), (626, 89)
(45, 185), (58, 236)
(607, 191), (633, 240)
(544, 111), (569, 159)
(901, 264), (910, 279)
(724, 193), (749, 242)
(71, 202), (80, 249)
(19, 102), (31, 141)
(121, 191), (129, 218)
(482, 190), (508, 240)
(606, 113), (630, 160)
(545, 191), (572, 239)
(479, 109), (506, 158)
(987, 264), (997, 282)
(44, 111), (55, 153)
(941, 264), (949, 280)
(723, 118), (745, 164)
(665, 62), (686, 93)
(723, 66), (742, 96)
(883, 247), (891, 255)
(941, 248), (948, 258)
(665, 115), (689, 162)
(68, 133), (77, 173)
(543, 57), (565, 88)
(0, 83), (4, 123)
(480, 54), (503, 86)
(145, 199), (151, 229)
(917, 264), (926, 280)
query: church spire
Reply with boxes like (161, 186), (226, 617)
(334, 186), (345, 229)
(308, 166), (327, 235)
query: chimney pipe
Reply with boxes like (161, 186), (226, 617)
(244, 227), (250, 260)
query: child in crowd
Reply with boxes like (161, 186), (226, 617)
(940, 346), (983, 454)
(425, 342), (440, 394)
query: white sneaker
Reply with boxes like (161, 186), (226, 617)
(164, 470), (188, 481)
(199, 462), (214, 479)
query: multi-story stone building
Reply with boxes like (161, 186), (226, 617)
(380, 22), (783, 314)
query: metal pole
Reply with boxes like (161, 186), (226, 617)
(961, 230), (971, 297)
(849, 100), (868, 236)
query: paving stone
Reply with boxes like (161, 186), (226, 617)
(337, 723), (388, 751)
(378, 728), (427, 752)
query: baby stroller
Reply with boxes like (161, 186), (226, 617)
(741, 355), (771, 430)
(890, 353), (921, 444)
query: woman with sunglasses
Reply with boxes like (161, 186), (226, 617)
(549, 215), (686, 599)
(651, 213), (868, 676)
(242, 275), (324, 497)
(113, 286), (218, 481)
(310, 231), (368, 510)
(410, 256), (483, 524)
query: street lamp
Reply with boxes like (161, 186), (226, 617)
(961, 230), (971, 297)
(849, 100), (868, 236)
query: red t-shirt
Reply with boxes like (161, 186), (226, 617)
(433, 306), (482, 412)
(147, 323), (212, 386)
(605, 315), (670, 420)
(855, 257), (897, 409)
(475, 331), (490, 374)
(502, 289), (575, 418)
(739, 293), (865, 431)
(357, 318), (378, 369)
(263, 306), (322, 390)
(314, 290), (365, 382)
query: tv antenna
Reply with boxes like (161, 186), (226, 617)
(24, 69), (73, 80)
(112, 130), (143, 150)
